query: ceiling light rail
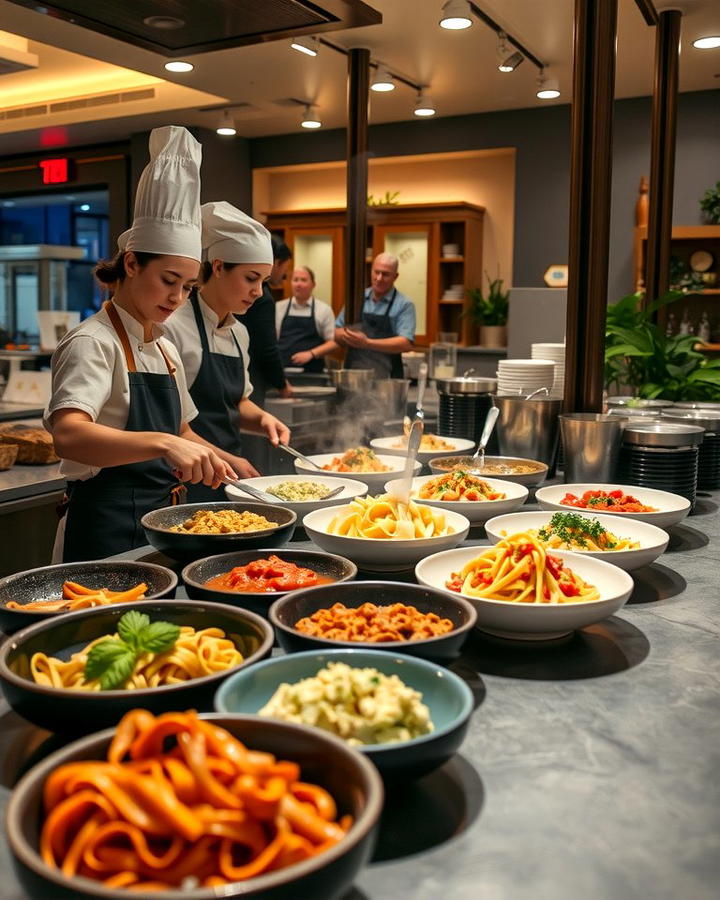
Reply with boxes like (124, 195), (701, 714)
(466, 2), (545, 71)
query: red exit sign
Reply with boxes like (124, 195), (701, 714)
(39, 158), (75, 184)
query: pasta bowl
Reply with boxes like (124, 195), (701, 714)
(141, 501), (297, 562)
(269, 580), (477, 661)
(215, 648), (474, 779)
(415, 547), (634, 640)
(484, 511), (669, 571)
(0, 559), (177, 635)
(385, 474), (528, 524)
(303, 503), (470, 572)
(225, 474), (368, 521)
(0, 600), (273, 733)
(370, 434), (475, 465)
(7, 714), (383, 900)
(181, 548), (358, 618)
(293, 452), (421, 493)
(535, 483), (691, 529)
(429, 455), (548, 486)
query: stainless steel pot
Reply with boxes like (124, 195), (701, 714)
(435, 376), (498, 394)
(372, 379), (410, 417)
(328, 368), (375, 392)
(494, 396), (561, 467)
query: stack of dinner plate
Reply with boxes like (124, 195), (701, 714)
(496, 358), (556, 396)
(531, 342), (566, 399)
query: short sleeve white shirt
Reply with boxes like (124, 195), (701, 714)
(44, 301), (197, 481)
(275, 297), (336, 342)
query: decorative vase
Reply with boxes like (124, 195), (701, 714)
(480, 325), (507, 349)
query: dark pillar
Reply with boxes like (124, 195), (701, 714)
(644, 9), (682, 303)
(345, 48), (370, 326)
(564, 0), (618, 412)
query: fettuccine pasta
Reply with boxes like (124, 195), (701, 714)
(328, 494), (451, 540)
(30, 626), (244, 690)
(39, 709), (351, 889)
(504, 512), (640, 552)
(446, 532), (600, 604)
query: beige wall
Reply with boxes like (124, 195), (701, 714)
(253, 149), (515, 287)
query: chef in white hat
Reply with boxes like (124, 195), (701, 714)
(164, 201), (290, 501)
(45, 126), (237, 562)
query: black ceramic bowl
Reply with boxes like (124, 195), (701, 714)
(0, 600), (273, 733)
(7, 714), (383, 900)
(181, 548), (359, 619)
(0, 560), (178, 635)
(141, 502), (297, 562)
(270, 581), (477, 661)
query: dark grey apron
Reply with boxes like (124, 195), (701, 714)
(62, 301), (183, 562)
(278, 298), (324, 373)
(185, 293), (246, 503)
(345, 289), (405, 379)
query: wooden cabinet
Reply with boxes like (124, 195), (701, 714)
(633, 224), (720, 350)
(263, 202), (485, 346)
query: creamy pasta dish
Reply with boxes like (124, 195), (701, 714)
(266, 480), (333, 501)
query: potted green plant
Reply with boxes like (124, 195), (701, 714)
(465, 272), (509, 348)
(604, 291), (720, 400)
(699, 181), (720, 224)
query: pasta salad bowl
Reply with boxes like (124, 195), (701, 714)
(484, 511), (669, 571)
(225, 474), (368, 520)
(269, 580), (477, 661)
(415, 547), (634, 641)
(385, 474), (528, 524)
(215, 648), (474, 779)
(535, 483), (691, 529)
(0, 600), (273, 733)
(294, 452), (421, 493)
(7, 714), (383, 900)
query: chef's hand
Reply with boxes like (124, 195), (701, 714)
(228, 455), (260, 479)
(342, 327), (369, 349)
(164, 437), (236, 487)
(291, 350), (314, 366)
(260, 412), (291, 447)
(279, 381), (294, 398)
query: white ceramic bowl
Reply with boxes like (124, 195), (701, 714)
(294, 453), (421, 494)
(225, 474), (368, 521)
(415, 547), (634, 640)
(535, 483), (691, 529)
(384, 475), (528, 524)
(484, 510), (669, 571)
(370, 435), (475, 465)
(303, 503), (470, 572)
(428, 455), (548, 487)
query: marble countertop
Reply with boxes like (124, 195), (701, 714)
(0, 494), (718, 899)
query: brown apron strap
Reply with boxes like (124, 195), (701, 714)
(104, 300), (176, 376)
(170, 484), (187, 505)
(156, 340), (177, 376)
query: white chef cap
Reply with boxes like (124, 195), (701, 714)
(121, 126), (202, 261)
(201, 201), (273, 266)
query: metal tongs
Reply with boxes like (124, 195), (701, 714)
(222, 476), (276, 504)
(280, 443), (324, 470)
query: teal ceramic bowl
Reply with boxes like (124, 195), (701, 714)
(215, 648), (474, 779)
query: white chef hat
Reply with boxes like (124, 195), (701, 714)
(201, 201), (273, 266)
(120, 126), (202, 261)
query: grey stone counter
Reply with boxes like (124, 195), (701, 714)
(0, 462), (64, 504)
(0, 496), (718, 899)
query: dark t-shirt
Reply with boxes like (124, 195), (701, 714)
(240, 285), (286, 404)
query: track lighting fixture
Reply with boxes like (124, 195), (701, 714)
(414, 91), (436, 117)
(536, 70), (560, 100)
(290, 36), (318, 56)
(439, 0), (473, 30)
(301, 104), (322, 129)
(371, 65), (395, 92)
(216, 110), (236, 136)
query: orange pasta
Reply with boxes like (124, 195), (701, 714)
(39, 709), (350, 890)
(6, 581), (147, 613)
(295, 601), (454, 643)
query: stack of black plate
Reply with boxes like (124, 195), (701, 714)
(618, 423), (705, 508)
(661, 409), (720, 491)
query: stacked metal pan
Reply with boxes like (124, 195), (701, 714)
(661, 408), (720, 491)
(436, 377), (498, 448)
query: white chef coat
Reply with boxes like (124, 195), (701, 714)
(44, 301), (197, 482)
(164, 293), (253, 398)
(275, 296), (336, 342)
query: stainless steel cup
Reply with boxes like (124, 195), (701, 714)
(494, 396), (562, 467)
(373, 379), (410, 417)
(560, 413), (626, 483)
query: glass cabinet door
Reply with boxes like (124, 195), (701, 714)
(285, 227), (344, 313)
(374, 225), (430, 344)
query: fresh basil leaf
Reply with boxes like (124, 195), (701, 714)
(84, 639), (129, 680)
(117, 610), (150, 650)
(138, 621), (180, 654)
(99, 648), (138, 691)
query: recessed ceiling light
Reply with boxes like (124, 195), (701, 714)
(439, 0), (473, 30)
(143, 15), (185, 29)
(290, 36), (318, 56)
(165, 60), (194, 73)
(80, 203), (90, 212)
(371, 64), (395, 92)
(301, 105), (322, 129)
(693, 36), (720, 50)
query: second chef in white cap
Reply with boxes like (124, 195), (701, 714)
(164, 200), (290, 502)
(45, 126), (238, 562)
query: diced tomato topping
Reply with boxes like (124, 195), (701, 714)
(559, 581), (580, 597)
(545, 554), (563, 580)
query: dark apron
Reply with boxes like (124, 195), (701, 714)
(62, 301), (182, 563)
(278, 298), (324, 373)
(345, 289), (405, 379)
(186, 294), (246, 503)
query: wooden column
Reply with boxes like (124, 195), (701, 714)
(644, 9), (682, 303)
(345, 48), (370, 326)
(564, 0), (618, 412)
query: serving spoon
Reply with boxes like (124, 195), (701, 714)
(468, 406), (500, 474)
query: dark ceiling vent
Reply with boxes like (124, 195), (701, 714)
(0, 87), (156, 120)
(5, 0), (382, 55)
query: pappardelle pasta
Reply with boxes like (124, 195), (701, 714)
(5, 580), (147, 613)
(417, 470), (506, 502)
(40, 709), (351, 890)
(446, 532), (600, 604)
(503, 512), (640, 552)
(328, 494), (452, 540)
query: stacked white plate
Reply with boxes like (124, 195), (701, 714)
(532, 342), (566, 399)
(496, 358), (555, 396)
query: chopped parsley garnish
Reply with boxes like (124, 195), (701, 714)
(540, 512), (615, 549)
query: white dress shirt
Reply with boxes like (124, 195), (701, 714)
(275, 296), (336, 342)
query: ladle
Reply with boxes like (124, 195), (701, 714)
(468, 406), (500, 473)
